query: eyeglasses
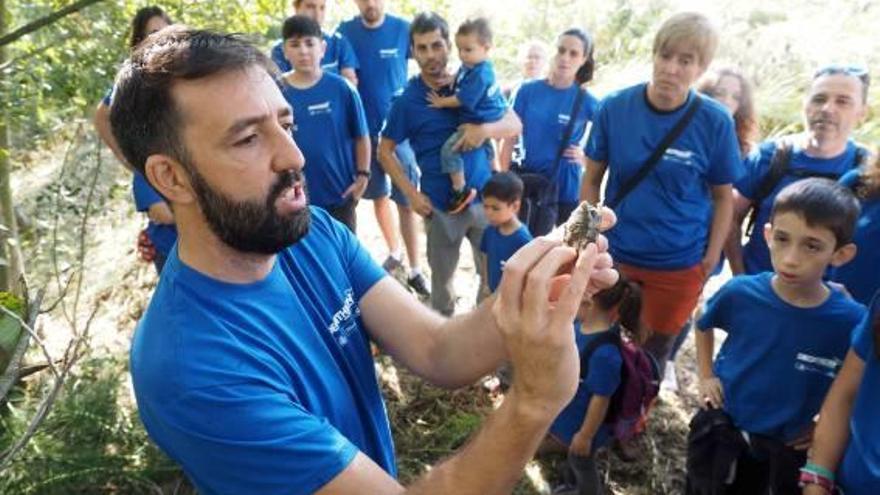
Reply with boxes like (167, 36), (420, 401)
(813, 64), (871, 88)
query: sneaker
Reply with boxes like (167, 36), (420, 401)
(381, 255), (403, 273)
(407, 272), (431, 299)
(448, 187), (477, 214)
(660, 361), (679, 392)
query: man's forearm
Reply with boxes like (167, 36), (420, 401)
(355, 136), (371, 173)
(407, 389), (557, 495)
(378, 138), (420, 199)
(580, 158), (606, 204)
(498, 137), (516, 172)
(482, 109), (522, 140)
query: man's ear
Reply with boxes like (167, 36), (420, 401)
(145, 155), (196, 206)
(830, 242), (857, 268)
(762, 222), (773, 245)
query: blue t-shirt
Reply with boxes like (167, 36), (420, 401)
(455, 61), (507, 124)
(736, 140), (861, 274)
(132, 172), (178, 257)
(838, 292), (880, 494)
(337, 15), (410, 137)
(281, 73), (369, 209)
(382, 75), (493, 210)
(587, 83), (743, 269)
(513, 80), (599, 204)
(130, 208), (394, 494)
(270, 31), (359, 75)
(479, 223), (532, 292)
(831, 170), (880, 305)
(697, 272), (865, 441)
(549, 327), (622, 447)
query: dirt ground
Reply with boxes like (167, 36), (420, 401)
(12, 131), (725, 493)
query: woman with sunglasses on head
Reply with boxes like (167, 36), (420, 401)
(93, 6), (177, 274)
(499, 28), (599, 236)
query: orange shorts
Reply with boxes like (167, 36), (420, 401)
(618, 262), (705, 336)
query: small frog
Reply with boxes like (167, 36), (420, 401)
(562, 202), (602, 251)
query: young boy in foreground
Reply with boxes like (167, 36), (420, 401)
(691, 178), (866, 494)
(479, 172), (532, 292)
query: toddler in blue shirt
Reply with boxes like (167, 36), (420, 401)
(428, 17), (508, 214)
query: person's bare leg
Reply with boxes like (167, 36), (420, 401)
(374, 196), (400, 257)
(397, 203), (420, 271)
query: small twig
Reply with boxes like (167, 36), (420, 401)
(0, 305), (59, 379)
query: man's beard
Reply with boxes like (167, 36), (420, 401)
(186, 161), (311, 255)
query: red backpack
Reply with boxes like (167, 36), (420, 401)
(579, 328), (661, 441)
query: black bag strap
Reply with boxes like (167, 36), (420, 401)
(606, 95), (703, 209)
(745, 141), (869, 236)
(549, 88), (586, 181)
(578, 327), (621, 380)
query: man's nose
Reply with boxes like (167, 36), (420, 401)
(274, 128), (305, 174)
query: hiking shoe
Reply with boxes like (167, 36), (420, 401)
(448, 187), (477, 214)
(381, 255), (403, 273)
(407, 272), (431, 299)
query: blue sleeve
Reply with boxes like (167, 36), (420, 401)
(852, 294), (879, 361)
(585, 345), (622, 397)
(512, 83), (528, 117)
(160, 382), (359, 494)
(346, 82), (369, 139)
(839, 169), (861, 189)
(337, 34), (360, 70)
(735, 144), (772, 200)
(456, 67), (491, 111)
(706, 112), (745, 185)
(585, 98), (610, 162)
(697, 278), (735, 332)
(330, 211), (385, 299)
(270, 41), (291, 73)
(380, 96), (408, 144)
(132, 173), (164, 212)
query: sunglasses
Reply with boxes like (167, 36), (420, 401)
(813, 64), (870, 86)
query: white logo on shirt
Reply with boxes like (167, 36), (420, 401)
(379, 48), (399, 59)
(308, 101), (332, 116)
(558, 114), (571, 125)
(794, 352), (843, 379)
(327, 289), (360, 347)
(663, 148), (696, 166)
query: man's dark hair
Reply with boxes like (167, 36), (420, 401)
(410, 12), (449, 45)
(482, 172), (524, 203)
(129, 6), (172, 49)
(457, 17), (492, 46)
(110, 26), (276, 176)
(770, 177), (861, 248)
(561, 27), (595, 84)
(282, 15), (322, 41)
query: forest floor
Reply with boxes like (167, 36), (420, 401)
(7, 127), (728, 493)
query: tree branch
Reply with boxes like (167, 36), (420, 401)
(0, 0), (106, 48)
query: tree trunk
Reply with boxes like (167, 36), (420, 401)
(0, 0), (25, 294)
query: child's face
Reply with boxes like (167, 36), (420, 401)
(482, 196), (519, 227)
(764, 211), (856, 288)
(283, 35), (325, 73)
(455, 33), (489, 67)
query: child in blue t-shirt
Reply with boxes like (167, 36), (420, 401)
(428, 17), (508, 214)
(279, 16), (370, 233)
(479, 172), (532, 292)
(547, 275), (645, 495)
(692, 178), (866, 493)
(804, 291), (880, 495)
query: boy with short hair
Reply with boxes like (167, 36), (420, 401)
(280, 15), (370, 232)
(690, 178), (866, 494)
(428, 17), (508, 214)
(479, 172), (532, 292)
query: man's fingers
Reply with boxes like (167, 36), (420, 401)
(498, 238), (562, 321)
(552, 244), (598, 323)
(597, 206), (617, 232)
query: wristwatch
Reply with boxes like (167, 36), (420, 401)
(355, 170), (371, 179)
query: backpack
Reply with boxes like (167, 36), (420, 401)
(745, 140), (869, 236)
(579, 327), (660, 442)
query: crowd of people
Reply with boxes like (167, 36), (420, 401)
(94, 1), (879, 494)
